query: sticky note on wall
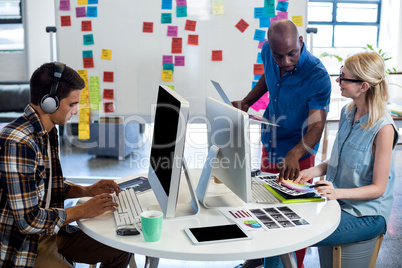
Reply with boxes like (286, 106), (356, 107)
(101, 49), (112, 60)
(60, 16), (71, 27)
(235, 19), (249, 33)
(211, 50), (223, 61)
(254, 64), (264, 75)
(59, 0), (70, 11)
(292, 16), (303, 26)
(171, 38), (182, 54)
(162, 70), (173, 81)
(143, 22), (154, 33)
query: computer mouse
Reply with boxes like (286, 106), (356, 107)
(116, 225), (140, 236)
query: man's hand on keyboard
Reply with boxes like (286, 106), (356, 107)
(65, 193), (118, 224)
(86, 179), (121, 197)
(81, 193), (118, 218)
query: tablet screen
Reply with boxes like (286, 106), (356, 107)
(188, 224), (248, 243)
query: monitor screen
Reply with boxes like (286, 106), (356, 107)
(150, 87), (181, 195)
(205, 97), (252, 203)
(148, 85), (189, 218)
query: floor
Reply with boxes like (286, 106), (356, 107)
(60, 124), (402, 268)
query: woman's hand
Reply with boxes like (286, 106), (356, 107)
(312, 180), (337, 200)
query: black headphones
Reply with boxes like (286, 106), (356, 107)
(40, 62), (66, 114)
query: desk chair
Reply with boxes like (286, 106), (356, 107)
(318, 234), (383, 268)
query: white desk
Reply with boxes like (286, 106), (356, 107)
(77, 169), (340, 267)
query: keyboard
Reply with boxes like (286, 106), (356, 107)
(112, 188), (143, 235)
(251, 177), (280, 204)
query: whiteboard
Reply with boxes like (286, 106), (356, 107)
(55, 0), (307, 119)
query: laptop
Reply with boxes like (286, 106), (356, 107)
(210, 80), (279, 126)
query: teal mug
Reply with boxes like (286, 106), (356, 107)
(141, 210), (163, 242)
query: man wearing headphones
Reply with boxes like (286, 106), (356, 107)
(0, 62), (131, 267)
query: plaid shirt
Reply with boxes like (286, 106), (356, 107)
(0, 105), (75, 267)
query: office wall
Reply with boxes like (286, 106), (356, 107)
(54, 0), (308, 118)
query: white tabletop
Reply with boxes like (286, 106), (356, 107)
(77, 169), (340, 262)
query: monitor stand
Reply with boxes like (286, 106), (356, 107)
(176, 158), (200, 217)
(147, 158), (201, 218)
(196, 145), (243, 208)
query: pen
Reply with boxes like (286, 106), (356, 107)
(309, 184), (326, 188)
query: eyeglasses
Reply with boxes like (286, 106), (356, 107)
(339, 65), (364, 85)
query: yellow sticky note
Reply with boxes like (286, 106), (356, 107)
(292, 16), (303, 27)
(78, 69), (88, 81)
(78, 107), (90, 139)
(162, 70), (173, 81)
(212, 4), (224, 14)
(78, 128), (90, 140)
(78, 0), (88, 5)
(101, 49), (112, 60)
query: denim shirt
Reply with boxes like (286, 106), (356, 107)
(326, 105), (398, 225)
(260, 41), (331, 163)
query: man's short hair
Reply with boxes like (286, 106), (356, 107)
(30, 62), (86, 105)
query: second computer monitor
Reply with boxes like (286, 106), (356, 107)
(205, 97), (252, 203)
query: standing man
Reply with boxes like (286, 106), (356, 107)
(0, 62), (131, 267)
(233, 20), (331, 268)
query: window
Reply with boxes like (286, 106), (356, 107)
(0, 0), (24, 50)
(308, 0), (381, 48)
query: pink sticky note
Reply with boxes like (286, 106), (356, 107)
(76, 6), (86, 18)
(277, 12), (288, 20)
(258, 39), (267, 49)
(59, 0), (70, 10)
(163, 55), (173, 64)
(270, 16), (278, 24)
(250, 92), (269, 112)
(167, 26), (178, 37)
(177, 0), (187, 7)
(174, 56), (185, 66)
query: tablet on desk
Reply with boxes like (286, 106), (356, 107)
(184, 223), (252, 245)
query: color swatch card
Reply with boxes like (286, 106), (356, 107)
(257, 176), (315, 196)
(219, 208), (264, 231)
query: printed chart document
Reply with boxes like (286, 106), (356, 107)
(219, 206), (310, 231)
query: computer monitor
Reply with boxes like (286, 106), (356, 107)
(196, 97), (252, 206)
(147, 85), (199, 218)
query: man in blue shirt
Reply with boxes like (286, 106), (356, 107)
(233, 19), (331, 268)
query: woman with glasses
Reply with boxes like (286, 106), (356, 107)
(264, 51), (398, 268)
(294, 51), (398, 245)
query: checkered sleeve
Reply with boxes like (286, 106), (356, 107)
(1, 140), (66, 235)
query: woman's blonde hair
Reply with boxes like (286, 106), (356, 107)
(345, 51), (388, 129)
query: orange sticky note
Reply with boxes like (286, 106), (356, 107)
(171, 38), (182, 54)
(81, 21), (92, 31)
(103, 102), (115, 113)
(83, 57), (94, 68)
(103, 89), (114, 100)
(143, 22), (153, 33)
(235, 19), (249, 33)
(211, 50), (223, 61)
(188, 34), (199, 45)
(60, 16), (71, 27)
(103, 72), (114, 82)
(185, 20), (196, 31)
(254, 64), (264, 75)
